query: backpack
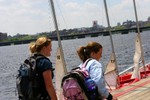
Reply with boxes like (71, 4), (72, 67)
(61, 59), (102, 100)
(61, 71), (87, 100)
(16, 54), (45, 100)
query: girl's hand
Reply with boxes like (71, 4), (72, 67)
(112, 96), (118, 100)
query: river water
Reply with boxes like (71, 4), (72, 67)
(0, 31), (150, 100)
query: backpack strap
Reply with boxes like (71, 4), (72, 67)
(24, 54), (51, 71)
(78, 58), (92, 77)
(81, 58), (92, 69)
(32, 53), (46, 60)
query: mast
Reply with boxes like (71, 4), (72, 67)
(49, 0), (67, 73)
(103, 0), (119, 88)
(132, 0), (146, 77)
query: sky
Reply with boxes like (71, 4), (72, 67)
(0, 0), (150, 36)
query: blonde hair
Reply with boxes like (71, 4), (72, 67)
(77, 41), (102, 62)
(29, 37), (51, 54)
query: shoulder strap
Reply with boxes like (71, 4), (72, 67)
(81, 58), (92, 69)
(80, 58), (93, 77)
(23, 54), (46, 71)
(32, 54), (46, 60)
(32, 54), (55, 71)
(29, 54), (51, 63)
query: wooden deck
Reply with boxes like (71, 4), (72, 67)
(111, 76), (150, 100)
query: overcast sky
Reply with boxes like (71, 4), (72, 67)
(0, 0), (150, 36)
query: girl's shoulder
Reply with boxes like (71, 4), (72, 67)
(88, 58), (101, 66)
(78, 58), (102, 69)
(85, 58), (102, 70)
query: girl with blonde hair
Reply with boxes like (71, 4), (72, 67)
(29, 37), (57, 100)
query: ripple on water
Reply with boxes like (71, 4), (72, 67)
(0, 32), (150, 100)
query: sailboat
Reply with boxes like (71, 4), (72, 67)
(48, 0), (67, 99)
(49, 0), (150, 99)
(104, 0), (150, 99)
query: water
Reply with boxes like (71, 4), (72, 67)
(0, 31), (150, 100)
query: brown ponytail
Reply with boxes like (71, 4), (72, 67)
(77, 41), (102, 62)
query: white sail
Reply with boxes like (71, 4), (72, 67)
(105, 53), (118, 89)
(131, 0), (146, 79)
(55, 47), (66, 100)
(131, 34), (141, 79)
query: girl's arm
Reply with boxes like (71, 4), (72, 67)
(43, 70), (58, 100)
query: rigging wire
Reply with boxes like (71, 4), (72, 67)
(48, 0), (67, 31)
(48, 0), (67, 73)
(47, 0), (53, 33)
(135, 1), (143, 21)
(48, 0), (80, 69)
(55, 0), (68, 29)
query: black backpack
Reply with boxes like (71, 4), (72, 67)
(16, 55), (45, 100)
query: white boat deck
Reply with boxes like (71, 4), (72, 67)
(111, 76), (150, 100)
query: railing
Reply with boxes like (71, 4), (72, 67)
(119, 61), (150, 75)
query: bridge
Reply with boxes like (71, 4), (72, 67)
(0, 26), (150, 46)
